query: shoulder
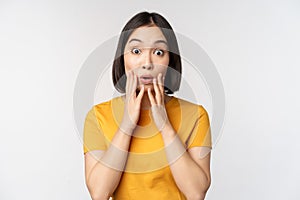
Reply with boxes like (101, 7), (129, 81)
(171, 96), (207, 115)
(85, 96), (124, 119)
(93, 96), (123, 111)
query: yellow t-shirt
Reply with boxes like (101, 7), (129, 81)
(83, 96), (212, 199)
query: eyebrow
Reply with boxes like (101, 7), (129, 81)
(128, 38), (168, 46)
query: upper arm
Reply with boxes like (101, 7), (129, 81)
(187, 106), (212, 149)
(83, 107), (107, 184)
(187, 146), (212, 184)
(83, 107), (107, 154)
(84, 150), (105, 183)
(186, 105), (212, 183)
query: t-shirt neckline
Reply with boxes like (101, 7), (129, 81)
(118, 95), (176, 111)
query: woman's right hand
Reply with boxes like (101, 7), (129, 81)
(120, 70), (145, 135)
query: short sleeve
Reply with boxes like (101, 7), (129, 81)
(187, 106), (212, 149)
(83, 107), (107, 154)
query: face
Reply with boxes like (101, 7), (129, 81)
(123, 25), (169, 91)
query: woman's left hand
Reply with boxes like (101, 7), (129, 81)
(147, 73), (172, 133)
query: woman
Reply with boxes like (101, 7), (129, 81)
(83, 11), (212, 200)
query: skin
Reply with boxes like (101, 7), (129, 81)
(84, 25), (212, 200)
(123, 25), (172, 110)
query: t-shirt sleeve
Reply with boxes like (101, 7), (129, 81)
(83, 107), (107, 154)
(187, 105), (212, 149)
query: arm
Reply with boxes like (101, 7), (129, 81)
(84, 129), (132, 200)
(148, 74), (211, 200)
(161, 128), (211, 200)
(84, 71), (144, 200)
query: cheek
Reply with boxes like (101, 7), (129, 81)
(164, 57), (170, 67)
(124, 55), (138, 72)
(154, 55), (169, 71)
(159, 53), (170, 67)
(162, 56), (170, 75)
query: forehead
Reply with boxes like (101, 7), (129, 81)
(127, 26), (167, 45)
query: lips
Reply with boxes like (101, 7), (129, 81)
(139, 75), (153, 84)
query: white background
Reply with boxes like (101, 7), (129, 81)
(1, 0), (300, 199)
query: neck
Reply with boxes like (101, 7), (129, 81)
(139, 91), (171, 110)
(122, 92), (171, 110)
(140, 93), (151, 110)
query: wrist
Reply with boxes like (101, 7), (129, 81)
(119, 120), (136, 136)
(161, 124), (176, 144)
(164, 134), (187, 165)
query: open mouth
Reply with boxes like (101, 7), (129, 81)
(139, 75), (153, 84)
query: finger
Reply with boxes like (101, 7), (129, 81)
(147, 88), (156, 105)
(158, 73), (165, 104)
(153, 78), (161, 105)
(157, 73), (164, 94)
(136, 84), (145, 102)
(125, 71), (130, 94)
(132, 73), (138, 99)
(126, 70), (133, 96)
(128, 71), (135, 98)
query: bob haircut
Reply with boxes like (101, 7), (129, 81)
(112, 11), (182, 94)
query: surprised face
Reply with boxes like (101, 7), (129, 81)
(123, 25), (170, 91)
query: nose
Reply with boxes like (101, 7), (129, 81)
(142, 64), (153, 70)
(141, 50), (153, 70)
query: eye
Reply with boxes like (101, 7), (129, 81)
(131, 48), (141, 55)
(154, 49), (164, 56)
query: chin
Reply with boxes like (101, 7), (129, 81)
(137, 84), (153, 91)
